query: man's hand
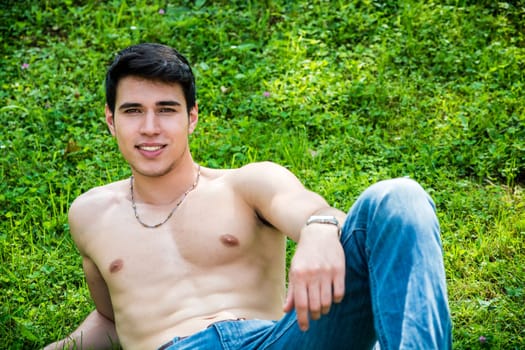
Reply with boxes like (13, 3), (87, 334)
(283, 225), (346, 331)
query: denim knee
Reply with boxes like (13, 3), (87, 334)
(361, 177), (435, 211)
(364, 177), (427, 197)
(341, 177), (439, 245)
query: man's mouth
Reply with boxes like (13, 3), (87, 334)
(137, 145), (164, 151)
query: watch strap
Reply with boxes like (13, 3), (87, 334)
(306, 215), (341, 238)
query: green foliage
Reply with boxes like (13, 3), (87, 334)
(1, 0), (524, 348)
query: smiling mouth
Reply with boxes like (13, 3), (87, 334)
(137, 145), (165, 151)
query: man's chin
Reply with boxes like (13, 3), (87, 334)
(131, 165), (174, 178)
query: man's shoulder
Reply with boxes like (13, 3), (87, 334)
(239, 161), (283, 171)
(231, 161), (297, 185)
(218, 161), (302, 202)
(68, 180), (128, 231)
(224, 161), (287, 179)
(71, 180), (127, 209)
(203, 161), (283, 183)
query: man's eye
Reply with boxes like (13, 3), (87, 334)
(124, 108), (141, 114)
(159, 108), (176, 113)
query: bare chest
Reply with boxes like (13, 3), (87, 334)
(85, 183), (282, 289)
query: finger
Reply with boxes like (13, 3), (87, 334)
(333, 265), (346, 303)
(283, 284), (294, 313)
(293, 281), (310, 331)
(320, 275), (333, 315)
(307, 281), (322, 321)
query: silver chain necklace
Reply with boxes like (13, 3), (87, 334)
(130, 164), (201, 228)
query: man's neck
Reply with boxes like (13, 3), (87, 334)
(130, 158), (200, 206)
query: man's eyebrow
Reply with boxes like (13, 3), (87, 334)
(118, 101), (181, 110)
(157, 100), (181, 106)
(118, 102), (142, 110)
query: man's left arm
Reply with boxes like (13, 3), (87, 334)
(235, 162), (346, 331)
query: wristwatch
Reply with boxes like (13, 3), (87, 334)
(306, 215), (341, 238)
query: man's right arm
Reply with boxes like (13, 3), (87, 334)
(43, 309), (118, 350)
(43, 192), (120, 349)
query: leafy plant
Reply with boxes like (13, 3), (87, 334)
(1, 0), (523, 348)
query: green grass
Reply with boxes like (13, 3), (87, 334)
(1, 0), (524, 348)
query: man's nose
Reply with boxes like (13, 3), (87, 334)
(140, 110), (160, 134)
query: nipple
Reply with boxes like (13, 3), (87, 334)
(220, 234), (239, 247)
(109, 258), (124, 273)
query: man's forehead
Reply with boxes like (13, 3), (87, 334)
(117, 75), (183, 89)
(115, 76), (185, 101)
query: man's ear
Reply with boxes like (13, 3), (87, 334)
(188, 103), (199, 134)
(105, 105), (116, 136)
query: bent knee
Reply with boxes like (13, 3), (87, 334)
(362, 177), (434, 209)
(367, 177), (425, 195)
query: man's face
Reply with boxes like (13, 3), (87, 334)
(105, 76), (198, 178)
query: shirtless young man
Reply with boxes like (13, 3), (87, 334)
(44, 43), (452, 350)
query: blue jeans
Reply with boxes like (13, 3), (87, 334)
(160, 178), (452, 349)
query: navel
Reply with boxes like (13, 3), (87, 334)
(109, 259), (124, 273)
(220, 234), (239, 247)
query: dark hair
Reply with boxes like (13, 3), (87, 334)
(105, 43), (196, 114)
